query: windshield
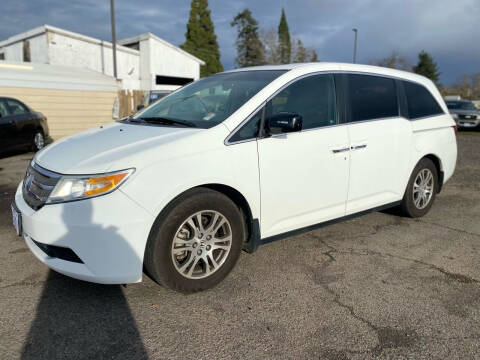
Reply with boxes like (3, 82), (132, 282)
(446, 101), (477, 111)
(132, 70), (286, 128)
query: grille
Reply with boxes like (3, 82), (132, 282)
(22, 162), (61, 210)
(459, 114), (477, 120)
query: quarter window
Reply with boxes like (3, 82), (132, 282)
(265, 74), (337, 131)
(403, 81), (443, 119)
(228, 108), (262, 143)
(347, 74), (398, 122)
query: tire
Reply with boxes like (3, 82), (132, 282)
(31, 130), (45, 152)
(144, 188), (245, 293)
(400, 158), (438, 218)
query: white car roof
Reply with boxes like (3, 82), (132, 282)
(222, 62), (432, 87)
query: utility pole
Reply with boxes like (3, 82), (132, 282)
(352, 28), (358, 64)
(110, 0), (117, 78)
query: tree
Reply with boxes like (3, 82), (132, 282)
(413, 50), (440, 84)
(277, 8), (291, 64)
(181, 0), (223, 77)
(292, 39), (309, 63)
(231, 9), (265, 67)
(309, 49), (319, 62)
(369, 51), (411, 71)
(260, 28), (280, 64)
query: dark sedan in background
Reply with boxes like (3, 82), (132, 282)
(0, 97), (49, 153)
(446, 99), (480, 129)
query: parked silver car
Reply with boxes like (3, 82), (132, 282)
(446, 100), (480, 129)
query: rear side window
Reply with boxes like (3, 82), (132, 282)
(347, 74), (398, 122)
(6, 99), (28, 115)
(403, 81), (444, 119)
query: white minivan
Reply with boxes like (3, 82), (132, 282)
(12, 63), (457, 292)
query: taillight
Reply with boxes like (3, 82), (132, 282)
(43, 116), (48, 122)
(452, 125), (457, 135)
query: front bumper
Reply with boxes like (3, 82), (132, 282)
(15, 182), (155, 284)
(454, 117), (480, 129)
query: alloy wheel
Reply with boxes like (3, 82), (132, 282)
(171, 210), (232, 279)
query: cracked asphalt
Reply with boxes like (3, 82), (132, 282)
(0, 132), (479, 359)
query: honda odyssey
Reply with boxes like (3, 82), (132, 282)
(12, 63), (457, 292)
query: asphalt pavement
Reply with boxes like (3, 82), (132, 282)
(0, 132), (479, 359)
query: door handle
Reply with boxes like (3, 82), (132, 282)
(351, 144), (367, 150)
(331, 147), (350, 154)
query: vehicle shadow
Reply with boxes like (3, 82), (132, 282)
(21, 200), (149, 359)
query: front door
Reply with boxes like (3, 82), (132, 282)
(257, 73), (350, 238)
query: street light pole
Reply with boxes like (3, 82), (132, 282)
(352, 28), (358, 64)
(110, 0), (117, 79)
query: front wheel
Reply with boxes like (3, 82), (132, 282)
(400, 158), (438, 218)
(144, 188), (245, 292)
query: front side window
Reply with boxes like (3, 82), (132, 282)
(6, 99), (28, 115)
(228, 108), (262, 143)
(403, 81), (443, 119)
(347, 74), (398, 122)
(133, 70), (286, 129)
(265, 73), (337, 132)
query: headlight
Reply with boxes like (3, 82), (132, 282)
(47, 168), (135, 204)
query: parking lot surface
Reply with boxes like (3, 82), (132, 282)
(0, 132), (479, 359)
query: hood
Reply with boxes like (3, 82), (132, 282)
(35, 122), (202, 174)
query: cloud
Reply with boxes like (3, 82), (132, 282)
(0, 0), (477, 84)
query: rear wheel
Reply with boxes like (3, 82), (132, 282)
(400, 158), (438, 218)
(144, 188), (244, 292)
(32, 130), (45, 152)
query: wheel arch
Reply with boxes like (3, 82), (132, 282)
(147, 183), (259, 257)
(423, 154), (444, 193)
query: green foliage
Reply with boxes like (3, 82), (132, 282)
(277, 8), (291, 64)
(231, 9), (265, 67)
(413, 51), (440, 84)
(181, 0), (223, 77)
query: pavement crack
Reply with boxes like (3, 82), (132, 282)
(415, 219), (480, 238)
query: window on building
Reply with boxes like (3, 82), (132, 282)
(0, 52), (4, 60)
(156, 75), (194, 86)
(23, 40), (31, 62)
(347, 74), (398, 122)
(403, 81), (444, 119)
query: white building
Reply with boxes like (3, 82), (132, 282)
(0, 25), (204, 91)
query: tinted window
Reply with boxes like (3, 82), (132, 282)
(348, 74), (398, 122)
(6, 99), (28, 115)
(0, 100), (8, 117)
(229, 108), (262, 143)
(446, 101), (476, 111)
(403, 81), (443, 119)
(265, 74), (337, 132)
(133, 70), (286, 129)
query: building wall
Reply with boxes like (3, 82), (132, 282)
(47, 32), (141, 90)
(147, 37), (201, 91)
(1, 34), (49, 63)
(0, 86), (117, 139)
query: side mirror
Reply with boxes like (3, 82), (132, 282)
(136, 104), (145, 112)
(266, 112), (302, 134)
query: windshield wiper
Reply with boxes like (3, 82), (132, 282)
(139, 117), (197, 128)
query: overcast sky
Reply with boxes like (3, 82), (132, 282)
(1, 0), (478, 83)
